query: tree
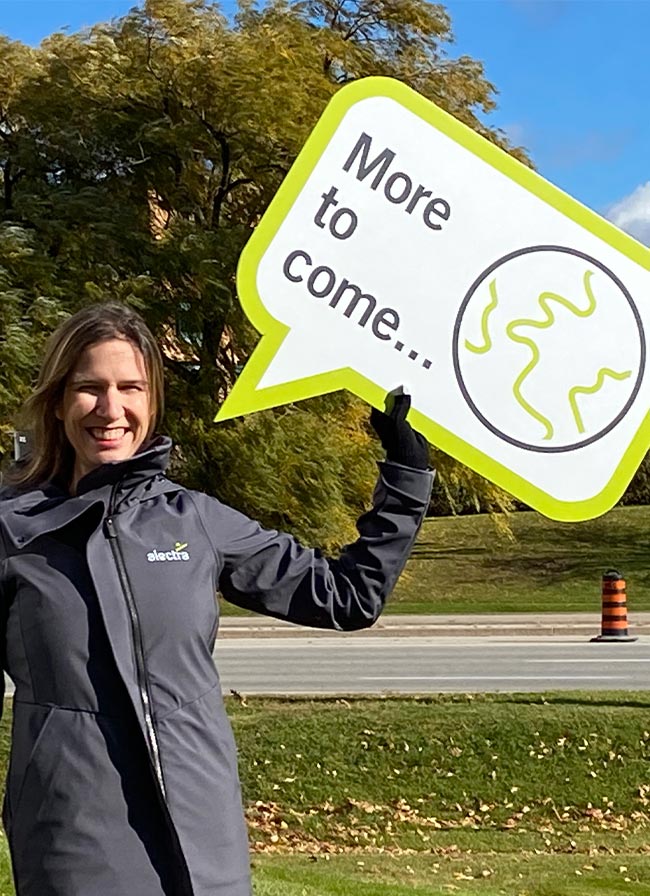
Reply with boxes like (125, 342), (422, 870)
(0, 0), (526, 543)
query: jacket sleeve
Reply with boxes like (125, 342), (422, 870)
(197, 462), (433, 631)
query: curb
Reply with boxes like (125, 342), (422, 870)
(218, 613), (650, 639)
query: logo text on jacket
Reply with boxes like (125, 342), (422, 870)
(147, 542), (190, 562)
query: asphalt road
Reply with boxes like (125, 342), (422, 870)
(213, 635), (650, 694)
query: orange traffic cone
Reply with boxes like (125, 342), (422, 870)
(591, 570), (637, 642)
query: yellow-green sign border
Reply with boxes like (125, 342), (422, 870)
(215, 76), (650, 522)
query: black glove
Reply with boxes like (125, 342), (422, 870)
(370, 390), (429, 470)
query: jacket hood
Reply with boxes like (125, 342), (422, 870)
(0, 435), (176, 549)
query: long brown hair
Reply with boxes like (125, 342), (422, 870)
(10, 303), (165, 488)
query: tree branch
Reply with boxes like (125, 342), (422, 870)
(162, 354), (200, 383)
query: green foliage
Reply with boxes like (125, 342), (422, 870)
(0, 225), (67, 463)
(428, 445), (517, 518)
(0, 0), (527, 543)
(619, 452), (650, 506)
(167, 393), (378, 547)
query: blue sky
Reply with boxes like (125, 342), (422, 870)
(1, 0), (649, 242)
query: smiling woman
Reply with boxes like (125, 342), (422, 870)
(56, 339), (153, 492)
(0, 302), (433, 896)
(10, 303), (165, 493)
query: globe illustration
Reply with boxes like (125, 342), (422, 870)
(453, 247), (645, 452)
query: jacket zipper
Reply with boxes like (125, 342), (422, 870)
(104, 514), (167, 798)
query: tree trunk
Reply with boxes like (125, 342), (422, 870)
(3, 159), (12, 211)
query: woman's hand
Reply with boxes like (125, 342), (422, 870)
(370, 390), (429, 470)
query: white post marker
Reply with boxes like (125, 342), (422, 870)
(215, 77), (650, 522)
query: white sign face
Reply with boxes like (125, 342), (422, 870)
(216, 77), (650, 522)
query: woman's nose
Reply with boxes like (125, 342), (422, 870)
(96, 386), (123, 419)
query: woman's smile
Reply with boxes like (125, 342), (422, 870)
(87, 426), (130, 443)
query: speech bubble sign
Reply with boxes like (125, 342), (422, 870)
(215, 76), (650, 522)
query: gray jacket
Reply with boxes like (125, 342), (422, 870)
(0, 436), (433, 896)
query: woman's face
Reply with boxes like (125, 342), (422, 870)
(57, 338), (152, 489)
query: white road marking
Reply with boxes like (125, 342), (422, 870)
(527, 658), (650, 663)
(359, 675), (631, 681)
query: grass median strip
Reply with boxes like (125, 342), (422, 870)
(231, 693), (650, 850)
(234, 692), (650, 892)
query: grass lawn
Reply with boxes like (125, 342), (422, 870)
(388, 505), (650, 614)
(3, 693), (650, 894)
(241, 693), (650, 893)
(220, 505), (650, 616)
(231, 693), (650, 845)
(252, 852), (650, 895)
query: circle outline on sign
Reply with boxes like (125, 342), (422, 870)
(452, 245), (646, 453)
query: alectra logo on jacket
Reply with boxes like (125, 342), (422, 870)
(147, 542), (190, 562)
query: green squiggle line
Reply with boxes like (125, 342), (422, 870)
(505, 269), (598, 441)
(465, 279), (499, 354)
(506, 328), (554, 439)
(568, 368), (632, 434)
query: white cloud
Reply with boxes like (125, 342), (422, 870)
(507, 0), (569, 27)
(607, 182), (650, 246)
